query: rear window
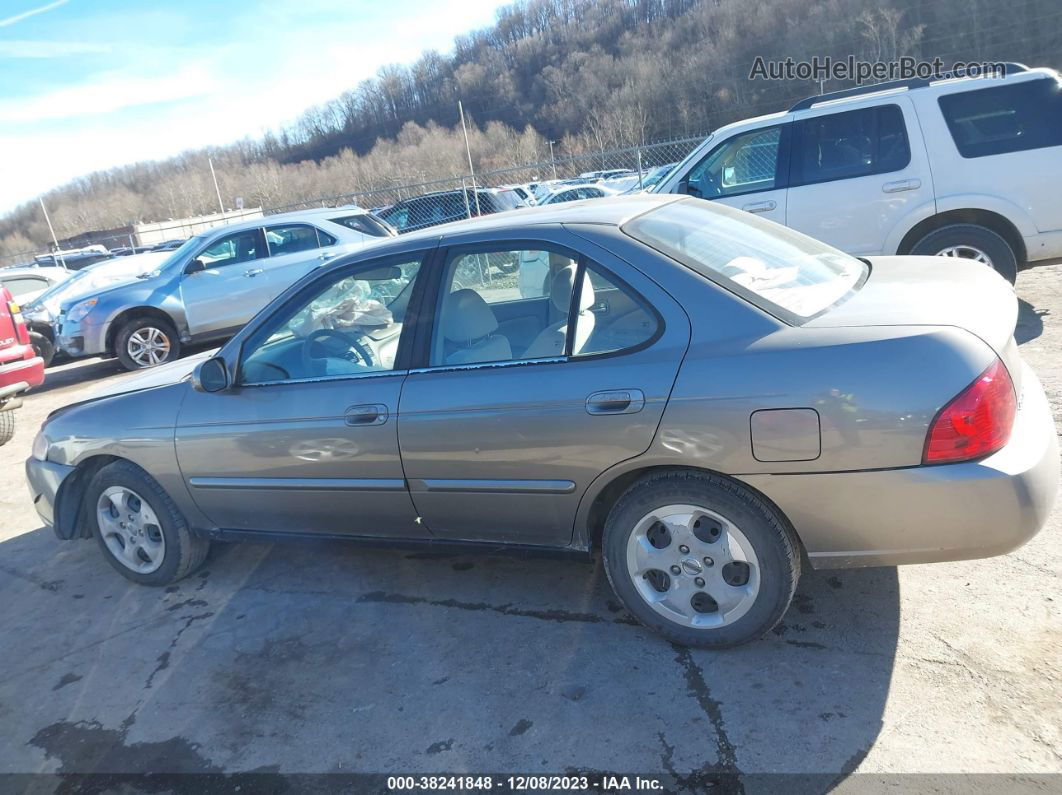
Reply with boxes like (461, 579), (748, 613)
(330, 214), (393, 237)
(938, 77), (1062, 158)
(623, 199), (867, 322)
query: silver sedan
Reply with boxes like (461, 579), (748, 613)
(25, 196), (1059, 648)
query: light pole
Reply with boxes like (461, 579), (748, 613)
(548, 140), (558, 180)
(38, 197), (65, 268)
(458, 100), (481, 217)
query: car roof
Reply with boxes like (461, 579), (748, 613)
(0, 265), (69, 277)
(386, 194), (684, 246)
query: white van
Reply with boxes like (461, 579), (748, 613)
(655, 64), (1062, 282)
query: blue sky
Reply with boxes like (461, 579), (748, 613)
(0, 0), (509, 214)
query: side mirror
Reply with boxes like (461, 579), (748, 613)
(185, 259), (206, 275)
(192, 357), (230, 393)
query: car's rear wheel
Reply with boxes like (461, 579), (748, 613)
(910, 224), (1018, 284)
(29, 331), (55, 367)
(602, 471), (800, 648)
(115, 317), (181, 370)
(0, 409), (15, 447)
(87, 460), (209, 585)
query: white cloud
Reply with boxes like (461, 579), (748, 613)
(0, 0), (509, 214)
(0, 66), (217, 123)
(0, 0), (70, 28)
(0, 40), (112, 58)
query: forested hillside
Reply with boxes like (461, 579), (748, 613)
(2, 0), (1058, 258)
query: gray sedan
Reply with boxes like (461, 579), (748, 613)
(25, 195), (1059, 648)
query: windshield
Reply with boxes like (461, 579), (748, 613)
(25, 251), (172, 312)
(623, 199), (867, 321)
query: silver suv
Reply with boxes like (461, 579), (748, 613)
(54, 207), (395, 370)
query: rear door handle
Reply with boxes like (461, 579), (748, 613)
(882, 178), (921, 193)
(742, 200), (776, 214)
(586, 389), (645, 415)
(344, 403), (388, 426)
(319, 251), (338, 260)
(244, 268), (264, 277)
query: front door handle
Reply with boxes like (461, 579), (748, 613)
(344, 403), (388, 426)
(586, 389), (645, 416)
(244, 268), (264, 277)
(742, 200), (777, 214)
(319, 251), (338, 260)
(882, 178), (921, 193)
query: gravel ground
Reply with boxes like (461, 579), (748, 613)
(0, 262), (1059, 791)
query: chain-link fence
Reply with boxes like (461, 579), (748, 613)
(0, 134), (707, 268)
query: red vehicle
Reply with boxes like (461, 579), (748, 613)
(0, 286), (45, 446)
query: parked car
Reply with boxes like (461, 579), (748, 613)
(21, 252), (171, 366)
(579, 169), (635, 181)
(0, 285), (44, 446)
(0, 265), (71, 304)
(49, 208), (391, 371)
(150, 239), (187, 252)
(538, 185), (611, 205)
(26, 195), (1058, 648)
(377, 188), (526, 234)
(656, 64), (1062, 283)
(33, 250), (113, 270)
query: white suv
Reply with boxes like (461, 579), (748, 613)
(655, 64), (1062, 282)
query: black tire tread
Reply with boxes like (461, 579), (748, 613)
(0, 409), (15, 447)
(911, 223), (1018, 284)
(602, 469), (800, 649)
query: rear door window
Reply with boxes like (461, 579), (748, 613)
(938, 77), (1062, 158)
(790, 104), (911, 186)
(264, 224), (332, 256)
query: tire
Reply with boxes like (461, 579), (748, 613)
(0, 409), (15, 447)
(114, 316), (181, 371)
(910, 224), (1018, 284)
(87, 460), (209, 586)
(29, 331), (55, 368)
(602, 470), (800, 649)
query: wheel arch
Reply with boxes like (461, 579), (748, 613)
(104, 307), (178, 356)
(54, 454), (121, 540)
(896, 209), (1027, 264)
(577, 463), (806, 562)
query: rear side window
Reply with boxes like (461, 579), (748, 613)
(330, 214), (392, 237)
(791, 104), (910, 186)
(939, 78), (1062, 158)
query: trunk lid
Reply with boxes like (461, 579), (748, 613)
(806, 255), (1022, 390)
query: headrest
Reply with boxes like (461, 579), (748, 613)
(441, 289), (498, 344)
(549, 266), (595, 313)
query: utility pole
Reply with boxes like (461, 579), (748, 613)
(548, 140), (558, 180)
(457, 100), (481, 217)
(38, 197), (65, 268)
(208, 157), (225, 215)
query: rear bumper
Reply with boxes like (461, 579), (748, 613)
(738, 362), (1060, 569)
(25, 457), (75, 530)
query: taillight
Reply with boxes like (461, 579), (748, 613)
(6, 299), (30, 345)
(923, 358), (1016, 464)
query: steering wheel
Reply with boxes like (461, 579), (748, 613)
(301, 328), (374, 376)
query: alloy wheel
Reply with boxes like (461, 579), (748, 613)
(96, 486), (166, 574)
(126, 327), (171, 367)
(935, 245), (994, 268)
(625, 503), (761, 629)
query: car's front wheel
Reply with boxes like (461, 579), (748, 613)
(87, 460), (209, 585)
(115, 317), (181, 370)
(29, 331), (55, 367)
(602, 471), (800, 648)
